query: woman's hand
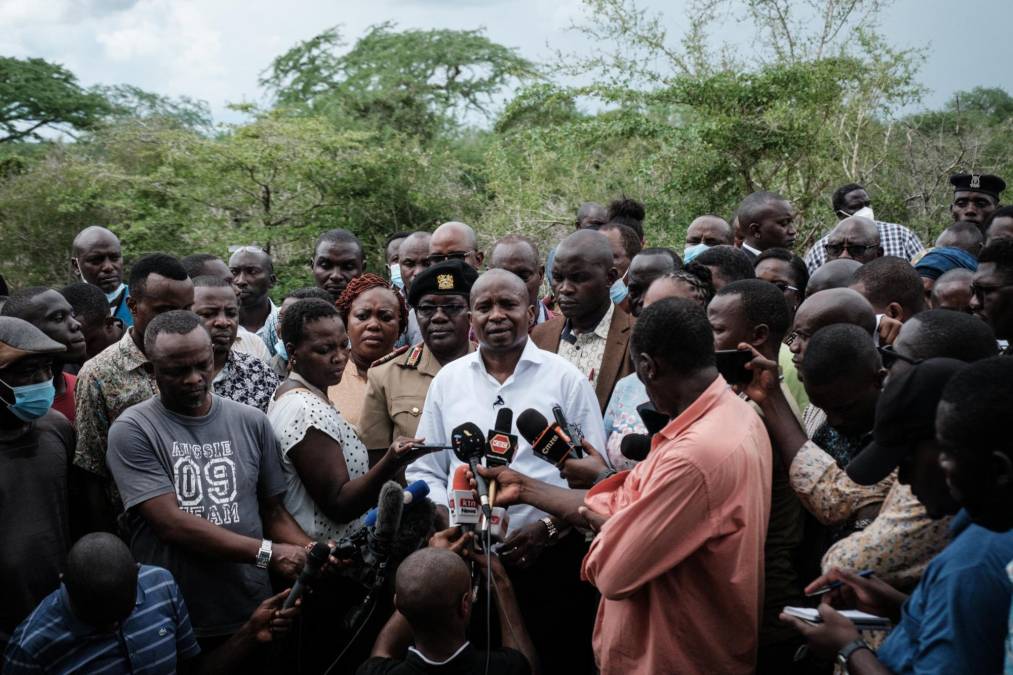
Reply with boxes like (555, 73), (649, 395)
(387, 436), (429, 465)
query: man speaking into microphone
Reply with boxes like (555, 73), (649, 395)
(406, 269), (605, 672)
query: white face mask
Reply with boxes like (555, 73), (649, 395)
(840, 205), (875, 221)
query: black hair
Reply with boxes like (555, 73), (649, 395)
(180, 253), (223, 279)
(978, 238), (1013, 279)
(902, 309), (998, 362)
(605, 197), (645, 240)
(0, 286), (51, 319)
(638, 247), (683, 269)
(385, 231), (415, 250)
(314, 228), (364, 261)
(736, 191), (786, 227)
(801, 323), (878, 386)
(938, 357), (1013, 455)
(280, 298), (340, 348)
(987, 205), (1013, 227)
(850, 256), (926, 316)
(695, 245), (756, 283)
(632, 297), (715, 373)
(60, 282), (111, 324)
(143, 310), (206, 355)
(63, 533), (138, 625)
(717, 279), (791, 343)
(659, 263), (716, 306)
(191, 275), (233, 290)
(600, 222), (643, 259)
(283, 287), (335, 303)
(128, 253), (189, 299)
(754, 247), (809, 297)
(831, 182), (866, 214)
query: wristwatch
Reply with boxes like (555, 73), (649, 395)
(594, 468), (617, 485)
(256, 539), (273, 569)
(540, 516), (559, 541)
(837, 638), (871, 665)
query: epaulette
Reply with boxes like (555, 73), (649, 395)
(401, 343), (425, 369)
(370, 344), (410, 368)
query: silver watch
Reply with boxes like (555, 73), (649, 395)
(256, 539), (273, 569)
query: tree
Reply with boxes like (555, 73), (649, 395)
(96, 84), (214, 133)
(0, 57), (111, 143)
(261, 23), (538, 138)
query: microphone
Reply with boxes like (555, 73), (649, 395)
(484, 408), (516, 540)
(364, 481), (404, 567)
(283, 541), (330, 609)
(636, 401), (669, 435)
(452, 422), (492, 518)
(449, 464), (480, 528)
(620, 433), (652, 461)
(364, 480), (430, 527)
(517, 409), (580, 467)
(552, 404), (583, 457)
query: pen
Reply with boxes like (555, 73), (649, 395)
(805, 569), (875, 597)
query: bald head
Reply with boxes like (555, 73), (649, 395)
(807, 258), (862, 296)
(71, 226), (124, 293)
(431, 222), (482, 269)
(795, 288), (877, 335)
(471, 267), (529, 304)
(395, 548), (472, 625)
(825, 216), (882, 263)
(576, 202), (608, 229)
(555, 229), (615, 270)
(685, 215), (734, 247)
(72, 226), (120, 257)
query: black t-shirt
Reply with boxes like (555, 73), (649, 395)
(356, 644), (530, 675)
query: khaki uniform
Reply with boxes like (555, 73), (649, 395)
(359, 343), (475, 459)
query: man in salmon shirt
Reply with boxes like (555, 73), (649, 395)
(482, 297), (772, 674)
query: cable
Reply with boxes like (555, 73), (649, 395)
(488, 570), (521, 648)
(485, 526), (492, 675)
(322, 599), (377, 675)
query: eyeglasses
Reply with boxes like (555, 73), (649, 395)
(824, 242), (881, 258)
(784, 329), (810, 346)
(426, 251), (475, 265)
(878, 344), (922, 369)
(771, 281), (800, 294)
(415, 303), (469, 319)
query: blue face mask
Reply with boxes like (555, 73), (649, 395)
(389, 263), (404, 290)
(683, 243), (710, 263)
(0, 377), (55, 421)
(610, 277), (629, 304)
(274, 340), (289, 362)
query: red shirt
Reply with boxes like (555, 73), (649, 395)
(52, 372), (76, 426)
(581, 376), (772, 674)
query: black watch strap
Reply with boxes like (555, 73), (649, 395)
(838, 638), (871, 664)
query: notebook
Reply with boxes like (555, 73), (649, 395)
(783, 606), (891, 628)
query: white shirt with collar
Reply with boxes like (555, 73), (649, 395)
(407, 337), (606, 530)
(742, 242), (762, 257)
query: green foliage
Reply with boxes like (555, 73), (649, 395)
(0, 57), (112, 143)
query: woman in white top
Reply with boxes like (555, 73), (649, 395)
(267, 298), (429, 542)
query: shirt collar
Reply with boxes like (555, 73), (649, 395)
(471, 336), (544, 374)
(742, 242), (762, 256)
(561, 301), (614, 344)
(949, 509), (973, 538)
(117, 329), (149, 372)
(408, 641), (471, 666)
(656, 374), (727, 443)
(58, 577), (144, 637)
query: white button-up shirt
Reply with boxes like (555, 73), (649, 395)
(407, 337), (606, 530)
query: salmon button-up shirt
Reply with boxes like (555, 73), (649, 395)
(582, 375), (772, 675)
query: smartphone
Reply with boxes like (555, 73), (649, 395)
(714, 349), (753, 386)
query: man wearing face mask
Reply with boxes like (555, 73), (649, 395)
(0, 317), (74, 646)
(683, 215), (734, 262)
(384, 231), (413, 292)
(70, 226), (133, 328)
(532, 230), (635, 413)
(803, 183), (925, 274)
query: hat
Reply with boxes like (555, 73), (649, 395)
(914, 246), (978, 281)
(407, 259), (479, 306)
(846, 358), (967, 485)
(0, 317), (66, 369)
(949, 173), (1006, 200)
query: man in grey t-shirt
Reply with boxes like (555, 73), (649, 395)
(107, 310), (312, 640)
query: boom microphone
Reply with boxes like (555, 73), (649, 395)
(452, 422), (492, 518)
(364, 481), (404, 566)
(517, 409), (580, 467)
(620, 433), (652, 462)
(283, 541), (330, 609)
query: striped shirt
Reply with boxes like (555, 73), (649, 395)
(3, 566), (200, 674)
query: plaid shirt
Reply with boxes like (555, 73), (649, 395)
(804, 221), (925, 274)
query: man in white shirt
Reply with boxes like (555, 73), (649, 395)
(407, 269), (604, 673)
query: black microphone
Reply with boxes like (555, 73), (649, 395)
(364, 481), (405, 566)
(620, 433), (652, 461)
(517, 409), (580, 467)
(636, 401), (669, 435)
(452, 422), (492, 518)
(552, 404), (583, 457)
(283, 541), (330, 609)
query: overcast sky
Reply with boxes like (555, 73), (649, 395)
(2, 0), (1009, 124)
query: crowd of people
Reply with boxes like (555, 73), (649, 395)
(0, 172), (1012, 674)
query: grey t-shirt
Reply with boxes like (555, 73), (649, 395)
(107, 394), (286, 637)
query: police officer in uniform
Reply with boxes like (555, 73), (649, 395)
(950, 172), (1006, 226)
(359, 260), (478, 456)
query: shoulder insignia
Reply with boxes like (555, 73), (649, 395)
(403, 344), (425, 368)
(370, 345), (410, 368)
